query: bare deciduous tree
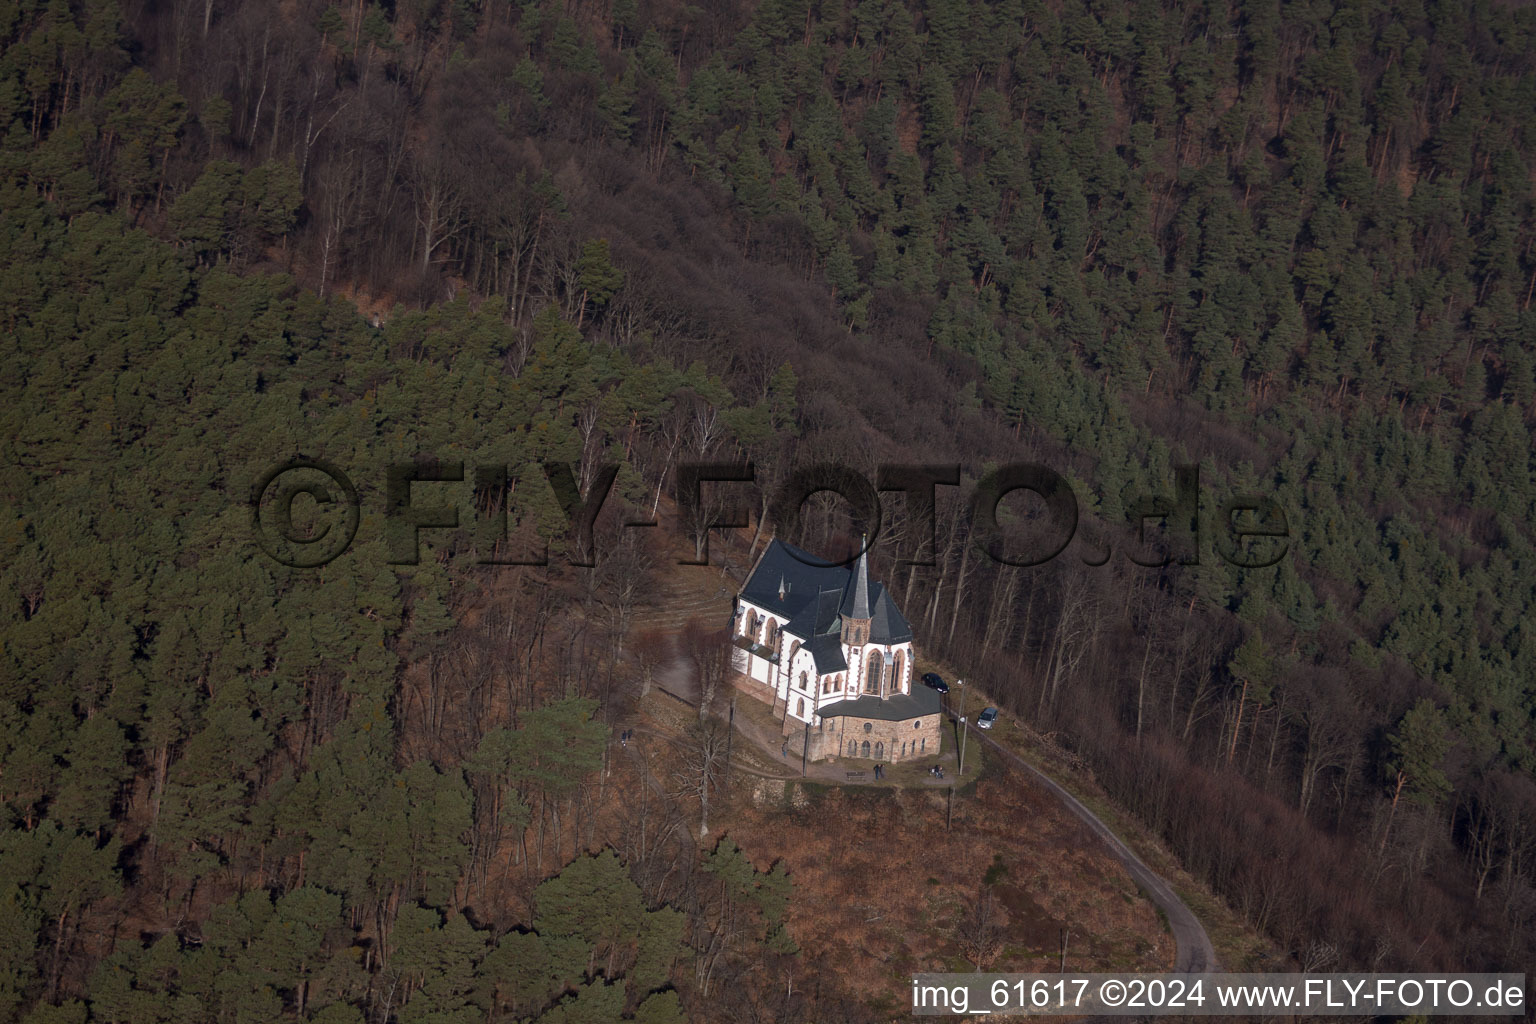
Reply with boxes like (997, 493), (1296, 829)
(957, 888), (1006, 971)
(675, 719), (729, 838)
(683, 617), (732, 721)
(631, 628), (669, 700)
(592, 530), (654, 661)
(609, 772), (687, 905)
(409, 138), (465, 276)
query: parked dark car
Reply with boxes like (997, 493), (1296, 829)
(921, 672), (949, 694)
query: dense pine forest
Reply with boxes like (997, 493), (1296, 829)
(3, 0), (1535, 1018)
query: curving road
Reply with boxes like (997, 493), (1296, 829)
(648, 615), (1218, 972)
(961, 723), (1220, 974)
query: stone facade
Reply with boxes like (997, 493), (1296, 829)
(732, 538), (942, 763)
(786, 708), (944, 763)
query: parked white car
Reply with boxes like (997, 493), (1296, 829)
(977, 707), (998, 729)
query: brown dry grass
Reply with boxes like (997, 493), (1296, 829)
(918, 663), (1278, 972)
(613, 537), (1179, 1004)
(709, 757), (1172, 1006)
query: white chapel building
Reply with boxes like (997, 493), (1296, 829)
(730, 539), (942, 763)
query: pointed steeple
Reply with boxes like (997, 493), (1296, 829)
(778, 575), (786, 601)
(839, 536), (872, 620)
(849, 540), (871, 618)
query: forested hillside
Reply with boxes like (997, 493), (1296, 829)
(3, 0), (1536, 1019)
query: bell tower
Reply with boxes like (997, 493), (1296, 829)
(839, 541), (872, 648)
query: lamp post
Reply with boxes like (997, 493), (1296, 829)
(957, 678), (968, 776)
(725, 693), (736, 779)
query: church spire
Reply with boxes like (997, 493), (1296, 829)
(847, 537), (870, 619)
(838, 537), (875, 647)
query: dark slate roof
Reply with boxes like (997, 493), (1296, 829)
(740, 539), (851, 623)
(783, 587), (843, 641)
(868, 583), (912, 644)
(741, 537), (913, 646)
(816, 684), (942, 722)
(806, 634), (847, 673)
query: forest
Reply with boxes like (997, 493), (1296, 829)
(2, 0), (1535, 1018)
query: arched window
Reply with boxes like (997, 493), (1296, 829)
(861, 740), (870, 758)
(798, 671), (808, 691)
(874, 741), (884, 759)
(864, 652), (882, 694)
(921, 737), (926, 753)
(795, 697), (805, 718)
(744, 611), (758, 638)
(848, 740), (857, 757)
(789, 639), (801, 666)
(892, 651), (905, 694)
(763, 619), (779, 647)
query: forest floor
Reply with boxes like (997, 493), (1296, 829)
(621, 548), (1197, 1010)
(707, 746), (1174, 1012)
(625, 685), (1176, 1010)
(918, 664), (1278, 974)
